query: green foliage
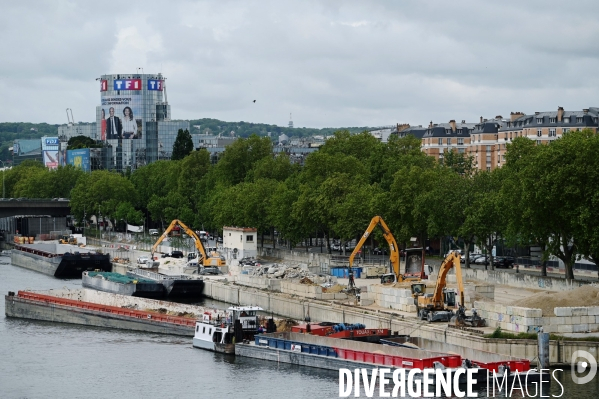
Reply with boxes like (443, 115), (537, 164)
(67, 135), (103, 150)
(171, 129), (194, 160)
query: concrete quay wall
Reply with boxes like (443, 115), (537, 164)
(475, 301), (599, 334)
(461, 268), (592, 291)
(203, 279), (599, 365)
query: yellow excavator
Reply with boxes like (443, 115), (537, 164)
(59, 235), (77, 245)
(348, 216), (421, 287)
(151, 220), (226, 267)
(411, 251), (485, 327)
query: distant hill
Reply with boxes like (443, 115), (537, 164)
(188, 118), (370, 138)
(0, 119), (373, 162)
(0, 122), (59, 163)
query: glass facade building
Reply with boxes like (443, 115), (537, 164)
(95, 73), (189, 172)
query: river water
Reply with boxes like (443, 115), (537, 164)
(1, 258), (597, 398)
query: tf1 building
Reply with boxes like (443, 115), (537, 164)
(96, 73), (189, 172)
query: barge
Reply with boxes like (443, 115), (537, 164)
(291, 322), (391, 342)
(4, 289), (205, 336)
(82, 271), (165, 299)
(236, 332), (545, 386)
(126, 268), (204, 300)
(11, 243), (111, 278)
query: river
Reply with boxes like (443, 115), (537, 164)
(0, 258), (597, 398)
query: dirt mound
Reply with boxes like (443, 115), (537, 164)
(299, 277), (315, 285)
(323, 284), (344, 293)
(511, 285), (599, 316)
(276, 319), (298, 332)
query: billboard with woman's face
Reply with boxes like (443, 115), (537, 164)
(100, 96), (142, 141)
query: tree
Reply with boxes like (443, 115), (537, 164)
(171, 129), (194, 160)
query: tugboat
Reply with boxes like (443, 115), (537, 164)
(192, 306), (264, 354)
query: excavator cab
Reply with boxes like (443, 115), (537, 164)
(410, 283), (426, 297)
(444, 289), (456, 307)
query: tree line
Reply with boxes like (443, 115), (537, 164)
(6, 129), (599, 280)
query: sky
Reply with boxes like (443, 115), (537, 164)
(2, 0), (599, 129)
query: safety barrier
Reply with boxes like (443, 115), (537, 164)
(16, 291), (196, 327)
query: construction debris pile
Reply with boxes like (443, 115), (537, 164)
(247, 263), (331, 285)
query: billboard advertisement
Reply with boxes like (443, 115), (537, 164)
(147, 79), (163, 91)
(42, 137), (59, 170)
(113, 79), (142, 90)
(100, 95), (142, 141)
(67, 149), (90, 172)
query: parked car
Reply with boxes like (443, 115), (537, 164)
(216, 237), (223, 243)
(373, 247), (388, 256)
(494, 256), (515, 269)
(171, 250), (184, 258)
(473, 255), (490, 265)
(469, 254), (483, 263)
(149, 229), (159, 236)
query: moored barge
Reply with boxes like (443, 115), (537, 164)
(11, 243), (111, 278)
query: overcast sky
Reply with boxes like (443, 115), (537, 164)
(2, 1), (599, 128)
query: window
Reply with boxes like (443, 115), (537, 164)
(486, 145), (492, 152)
(457, 129), (462, 134)
(549, 118), (556, 123)
(537, 140), (542, 145)
(457, 138), (464, 145)
(536, 118), (543, 124)
(246, 235), (254, 242)
(577, 117), (583, 123)
(537, 129), (542, 137)
(458, 148), (465, 154)
(447, 138), (452, 145)
(564, 117), (570, 123)
(196, 326), (199, 332)
(438, 138), (443, 145)
(563, 128), (569, 133)
(209, 328), (212, 334)
(487, 167), (491, 171)
(203, 327), (206, 333)
(549, 129), (556, 137)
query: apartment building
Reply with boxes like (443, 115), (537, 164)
(395, 107), (599, 171)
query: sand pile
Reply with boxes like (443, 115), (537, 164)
(276, 319), (298, 332)
(323, 284), (344, 293)
(510, 285), (599, 316)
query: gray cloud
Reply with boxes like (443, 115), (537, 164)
(2, 0), (599, 128)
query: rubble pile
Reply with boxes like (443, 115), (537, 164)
(247, 263), (331, 284)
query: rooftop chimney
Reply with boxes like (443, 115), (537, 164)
(535, 112), (540, 115)
(510, 111), (525, 121)
(429, 121), (433, 128)
(461, 120), (465, 124)
(495, 115), (503, 120)
(449, 120), (456, 132)
(557, 107), (564, 122)
(583, 108), (589, 114)
(480, 116), (483, 123)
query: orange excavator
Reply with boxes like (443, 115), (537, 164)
(411, 251), (485, 327)
(151, 219), (226, 267)
(348, 216), (422, 287)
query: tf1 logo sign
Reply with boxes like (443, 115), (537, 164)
(45, 138), (59, 146)
(148, 79), (163, 91)
(113, 79), (142, 90)
(100, 79), (108, 92)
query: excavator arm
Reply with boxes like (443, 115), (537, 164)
(150, 219), (210, 264)
(430, 251), (464, 307)
(349, 216), (401, 278)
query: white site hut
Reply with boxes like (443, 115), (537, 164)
(222, 226), (257, 261)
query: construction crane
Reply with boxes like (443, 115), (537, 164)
(151, 220), (225, 267)
(348, 216), (421, 287)
(411, 251), (485, 327)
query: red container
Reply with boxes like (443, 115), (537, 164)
(374, 353), (385, 365)
(345, 350), (356, 361)
(383, 355), (394, 366)
(393, 356), (405, 367)
(446, 355), (462, 368)
(364, 352), (374, 364)
(336, 348), (346, 359)
(355, 351), (365, 362)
